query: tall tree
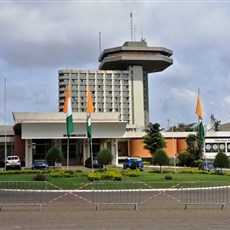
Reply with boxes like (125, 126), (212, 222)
(152, 149), (170, 172)
(143, 123), (166, 156)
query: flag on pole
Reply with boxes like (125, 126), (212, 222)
(196, 91), (205, 142)
(63, 81), (74, 136)
(196, 94), (202, 119)
(87, 86), (94, 142)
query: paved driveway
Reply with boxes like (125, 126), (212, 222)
(0, 189), (229, 230)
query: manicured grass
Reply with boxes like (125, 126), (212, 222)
(0, 168), (230, 190)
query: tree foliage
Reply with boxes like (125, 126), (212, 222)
(177, 150), (195, 167)
(152, 149), (169, 172)
(96, 149), (113, 168)
(167, 123), (196, 132)
(186, 134), (202, 161)
(177, 134), (203, 167)
(45, 146), (64, 167)
(143, 123), (166, 156)
(213, 152), (229, 172)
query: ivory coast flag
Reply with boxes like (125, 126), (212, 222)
(63, 81), (74, 136)
(196, 92), (205, 142)
(87, 86), (94, 142)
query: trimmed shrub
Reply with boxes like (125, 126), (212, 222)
(45, 146), (64, 167)
(162, 169), (176, 174)
(178, 168), (198, 174)
(148, 169), (161, 173)
(143, 161), (150, 166)
(102, 170), (122, 181)
(49, 170), (74, 178)
(152, 149), (170, 173)
(87, 168), (123, 181)
(165, 175), (173, 180)
(122, 169), (140, 177)
(87, 172), (101, 181)
(34, 173), (46, 181)
(97, 149), (113, 168)
(74, 169), (83, 173)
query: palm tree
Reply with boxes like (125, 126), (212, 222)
(143, 123), (166, 156)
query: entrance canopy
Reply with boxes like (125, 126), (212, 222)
(12, 112), (127, 139)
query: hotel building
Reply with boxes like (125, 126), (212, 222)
(1, 37), (230, 167)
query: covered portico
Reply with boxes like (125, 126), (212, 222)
(12, 112), (127, 168)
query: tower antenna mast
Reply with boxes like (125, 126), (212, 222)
(99, 31), (102, 56)
(130, 12), (133, 41)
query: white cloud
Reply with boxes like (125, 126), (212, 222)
(0, 1), (230, 128)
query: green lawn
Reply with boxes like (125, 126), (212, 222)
(0, 168), (230, 190)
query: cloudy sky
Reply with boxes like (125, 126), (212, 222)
(0, 0), (230, 129)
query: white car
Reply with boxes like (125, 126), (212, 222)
(5, 155), (21, 170)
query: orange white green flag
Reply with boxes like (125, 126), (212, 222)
(63, 81), (74, 136)
(196, 91), (205, 142)
(87, 86), (94, 142)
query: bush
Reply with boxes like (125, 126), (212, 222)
(34, 173), (46, 181)
(152, 149), (170, 172)
(87, 168), (123, 181)
(102, 170), (122, 181)
(214, 152), (230, 172)
(148, 169), (161, 173)
(45, 146), (64, 167)
(177, 150), (194, 167)
(178, 168), (197, 174)
(122, 169), (140, 177)
(97, 149), (113, 168)
(49, 169), (74, 178)
(74, 169), (83, 173)
(87, 172), (101, 181)
(165, 175), (173, 180)
(99, 168), (121, 180)
(143, 161), (150, 166)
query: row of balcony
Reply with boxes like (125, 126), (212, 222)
(59, 72), (130, 80)
(58, 80), (127, 86)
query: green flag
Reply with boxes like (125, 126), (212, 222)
(198, 120), (205, 143)
(87, 114), (92, 142)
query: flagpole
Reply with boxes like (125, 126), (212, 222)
(67, 135), (69, 170)
(90, 138), (93, 172)
(86, 86), (94, 172)
(4, 78), (7, 171)
(197, 88), (200, 124)
(67, 75), (71, 171)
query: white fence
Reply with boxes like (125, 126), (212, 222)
(0, 181), (47, 211)
(92, 182), (142, 210)
(181, 182), (229, 209)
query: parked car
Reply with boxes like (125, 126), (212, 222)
(5, 155), (21, 170)
(32, 159), (49, 170)
(85, 154), (103, 168)
(123, 157), (143, 171)
(198, 161), (215, 171)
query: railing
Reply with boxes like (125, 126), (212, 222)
(181, 181), (229, 209)
(92, 181), (142, 210)
(0, 181), (47, 211)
